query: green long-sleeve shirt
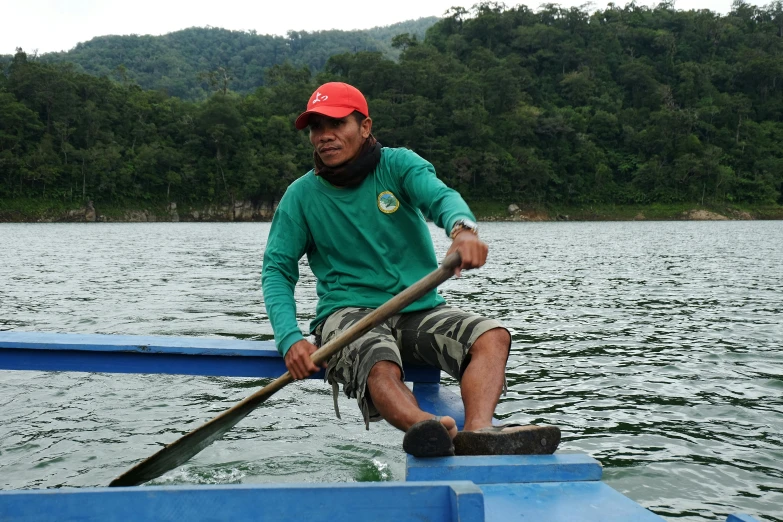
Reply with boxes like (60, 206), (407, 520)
(261, 147), (475, 356)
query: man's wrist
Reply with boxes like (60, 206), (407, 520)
(450, 219), (479, 239)
(279, 332), (306, 357)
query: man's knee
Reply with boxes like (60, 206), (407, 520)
(368, 360), (403, 383)
(470, 327), (511, 359)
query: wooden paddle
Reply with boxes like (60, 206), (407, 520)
(109, 252), (462, 487)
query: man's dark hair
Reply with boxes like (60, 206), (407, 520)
(351, 111), (368, 125)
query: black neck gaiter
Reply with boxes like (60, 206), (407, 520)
(314, 135), (381, 188)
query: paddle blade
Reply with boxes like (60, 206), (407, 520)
(109, 374), (291, 487)
(109, 410), (246, 487)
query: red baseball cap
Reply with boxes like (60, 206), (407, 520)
(295, 82), (369, 130)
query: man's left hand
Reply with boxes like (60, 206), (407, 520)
(447, 231), (488, 277)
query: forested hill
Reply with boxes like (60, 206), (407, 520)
(11, 18), (438, 100)
(1, 3), (782, 220)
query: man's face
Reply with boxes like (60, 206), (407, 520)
(309, 114), (371, 167)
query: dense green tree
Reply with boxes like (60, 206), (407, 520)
(1, 4), (781, 211)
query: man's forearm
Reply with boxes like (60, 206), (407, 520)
(262, 266), (304, 357)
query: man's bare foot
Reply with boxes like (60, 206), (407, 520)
(462, 422), (492, 432)
(403, 417), (456, 458)
(437, 415), (458, 440)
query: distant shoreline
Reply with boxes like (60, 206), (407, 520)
(483, 206), (783, 222)
(2, 199), (782, 223)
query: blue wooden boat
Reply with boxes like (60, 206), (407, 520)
(0, 332), (763, 522)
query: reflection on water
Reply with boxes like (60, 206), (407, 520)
(1, 221), (781, 521)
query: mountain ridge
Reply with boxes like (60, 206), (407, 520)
(2, 18), (438, 100)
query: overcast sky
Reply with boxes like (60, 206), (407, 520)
(2, 0), (769, 56)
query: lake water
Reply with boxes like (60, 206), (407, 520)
(0, 221), (781, 521)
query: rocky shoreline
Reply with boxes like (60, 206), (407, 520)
(25, 200), (278, 223)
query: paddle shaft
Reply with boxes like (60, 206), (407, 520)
(109, 252), (462, 487)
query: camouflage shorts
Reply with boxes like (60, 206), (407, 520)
(316, 305), (507, 429)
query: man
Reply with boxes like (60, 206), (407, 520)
(262, 82), (559, 457)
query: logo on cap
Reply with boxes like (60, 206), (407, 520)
(312, 92), (328, 105)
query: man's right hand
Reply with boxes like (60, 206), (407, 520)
(284, 339), (323, 380)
